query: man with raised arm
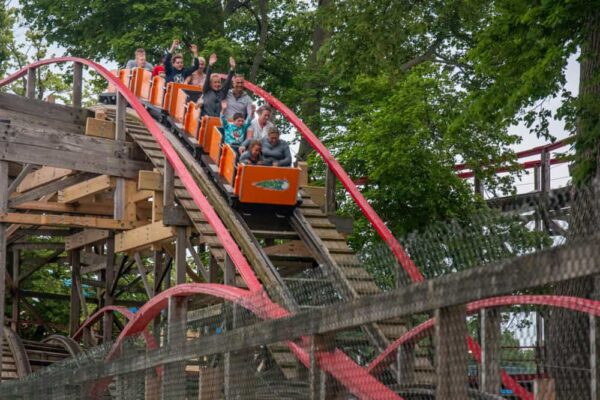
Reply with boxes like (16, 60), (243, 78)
(164, 39), (199, 84)
(126, 48), (153, 71)
(224, 74), (253, 119)
(201, 53), (235, 117)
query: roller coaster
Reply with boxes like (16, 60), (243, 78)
(0, 57), (594, 400)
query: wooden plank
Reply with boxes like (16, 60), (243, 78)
(12, 200), (113, 216)
(138, 171), (163, 191)
(114, 221), (176, 253)
(0, 213), (140, 230)
(58, 175), (115, 204)
(17, 167), (73, 193)
(85, 118), (115, 139)
(0, 124), (151, 179)
(134, 252), (153, 298)
(0, 92), (91, 125)
(80, 251), (106, 266)
(72, 62), (83, 108)
(7, 164), (35, 195)
(65, 229), (110, 251)
(9, 173), (95, 207)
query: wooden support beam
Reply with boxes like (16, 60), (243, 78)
(0, 161), (8, 381)
(114, 221), (176, 253)
(153, 250), (163, 342)
(134, 252), (153, 299)
(85, 118), (116, 140)
(11, 248), (19, 332)
(480, 308), (501, 395)
(26, 68), (36, 99)
(309, 333), (336, 400)
(0, 92), (91, 125)
(397, 342), (416, 385)
(16, 166), (73, 193)
(0, 213), (141, 230)
(69, 250), (81, 336)
(325, 167), (336, 215)
(138, 171), (163, 191)
(0, 123), (151, 178)
(186, 238), (208, 282)
(58, 175), (115, 204)
(65, 229), (109, 251)
(18, 249), (63, 283)
(9, 173), (94, 207)
(435, 305), (468, 400)
(11, 242), (64, 250)
(72, 62), (83, 108)
(7, 164), (35, 195)
(103, 234), (115, 343)
(12, 201), (113, 216)
(163, 160), (174, 206)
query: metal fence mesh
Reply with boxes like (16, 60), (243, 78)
(3, 184), (600, 399)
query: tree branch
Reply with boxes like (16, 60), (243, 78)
(400, 37), (444, 71)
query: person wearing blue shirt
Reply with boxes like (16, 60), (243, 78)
(219, 100), (252, 151)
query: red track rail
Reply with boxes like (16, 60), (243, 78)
(455, 137), (572, 179)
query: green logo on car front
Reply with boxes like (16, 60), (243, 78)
(253, 179), (290, 191)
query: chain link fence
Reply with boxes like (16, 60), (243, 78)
(2, 184), (600, 399)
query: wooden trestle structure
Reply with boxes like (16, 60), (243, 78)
(0, 68), (434, 393)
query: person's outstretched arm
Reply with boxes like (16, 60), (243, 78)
(204, 53), (217, 93)
(183, 44), (200, 77)
(164, 39), (179, 76)
(221, 57), (235, 96)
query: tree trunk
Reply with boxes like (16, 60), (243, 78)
(296, 0), (331, 162)
(547, 10), (600, 399)
(249, 0), (269, 82)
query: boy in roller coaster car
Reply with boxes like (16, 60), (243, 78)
(164, 39), (199, 84)
(239, 140), (264, 165)
(240, 127), (291, 167)
(219, 99), (252, 153)
(199, 53), (235, 117)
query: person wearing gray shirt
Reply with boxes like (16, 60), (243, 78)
(241, 126), (291, 167)
(224, 75), (253, 119)
(126, 48), (153, 71)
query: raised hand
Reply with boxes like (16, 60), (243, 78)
(221, 99), (228, 111)
(209, 53), (217, 67)
(170, 39), (180, 52)
(229, 56), (236, 70)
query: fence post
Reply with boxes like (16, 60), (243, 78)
(435, 304), (469, 400)
(223, 255), (256, 399)
(73, 62), (83, 108)
(0, 161), (8, 381)
(26, 68), (36, 99)
(397, 342), (416, 385)
(480, 308), (501, 396)
(162, 228), (188, 400)
(540, 149), (551, 195)
(591, 314), (600, 399)
(309, 333), (336, 400)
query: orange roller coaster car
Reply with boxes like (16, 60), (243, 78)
(99, 67), (301, 210)
(234, 164), (300, 207)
